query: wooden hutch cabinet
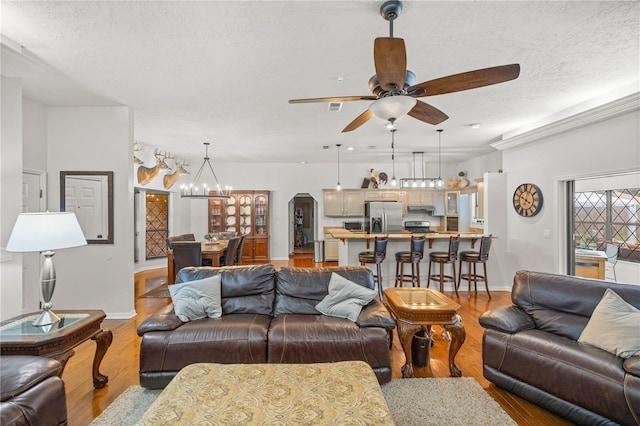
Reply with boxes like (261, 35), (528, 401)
(208, 190), (270, 262)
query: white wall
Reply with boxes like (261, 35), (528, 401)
(499, 103), (640, 286)
(458, 150), (503, 183)
(181, 160), (459, 261)
(131, 147), (460, 267)
(20, 97), (49, 312)
(0, 77), (24, 320)
(47, 106), (136, 318)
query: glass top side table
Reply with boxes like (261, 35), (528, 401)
(0, 310), (112, 388)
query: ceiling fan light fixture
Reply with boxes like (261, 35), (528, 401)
(370, 96), (416, 122)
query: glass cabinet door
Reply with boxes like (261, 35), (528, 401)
(208, 198), (226, 234)
(225, 196), (237, 233)
(254, 193), (268, 236)
(445, 191), (459, 216)
(238, 193), (253, 236)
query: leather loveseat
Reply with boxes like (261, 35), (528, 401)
(138, 264), (396, 389)
(480, 270), (640, 426)
(0, 355), (67, 426)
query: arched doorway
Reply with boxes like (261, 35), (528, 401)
(288, 194), (318, 259)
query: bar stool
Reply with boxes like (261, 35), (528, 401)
(394, 235), (427, 288)
(427, 235), (460, 297)
(359, 236), (388, 300)
(458, 235), (493, 298)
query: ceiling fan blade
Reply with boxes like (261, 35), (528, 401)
(374, 37), (407, 92)
(342, 110), (374, 132)
(407, 100), (449, 125)
(289, 95), (376, 104)
(409, 64), (521, 97)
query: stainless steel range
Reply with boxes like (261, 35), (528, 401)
(404, 220), (437, 234)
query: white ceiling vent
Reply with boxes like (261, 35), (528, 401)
(328, 102), (343, 112)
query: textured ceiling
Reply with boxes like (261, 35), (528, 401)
(2, 1), (638, 165)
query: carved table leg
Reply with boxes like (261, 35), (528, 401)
(91, 328), (113, 388)
(443, 315), (466, 377)
(396, 322), (422, 378)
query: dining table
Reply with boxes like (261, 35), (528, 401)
(167, 240), (228, 284)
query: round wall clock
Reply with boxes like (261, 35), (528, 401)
(513, 183), (543, 217)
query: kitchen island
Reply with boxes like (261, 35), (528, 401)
(328, 229), (487, 293)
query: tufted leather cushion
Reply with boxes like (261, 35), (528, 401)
(178, 264), (275, 316)
(0, 356), (67, 426)
(512, 270), (640, 340)
(274, 266), (374, 316)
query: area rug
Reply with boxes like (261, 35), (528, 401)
(138, 283), (170, 299)
(90, 378), (516, 425)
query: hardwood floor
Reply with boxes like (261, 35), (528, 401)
(63, 260), (573, 426)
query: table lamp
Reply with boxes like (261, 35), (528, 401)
(6, 212), (87, 326)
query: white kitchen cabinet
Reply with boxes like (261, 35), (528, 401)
(323, 190), (365, 217)
(406, 190), (433, 206)
(432, 191), (445, 216)
(365, 190), (403, 201)
(445, 191), (459, 216)
(324, 233), (339, 261)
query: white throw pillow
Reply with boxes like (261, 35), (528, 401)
(168, 274), (222, 322)
(315, 272), (377, 322)
(578, 288), (640, 359)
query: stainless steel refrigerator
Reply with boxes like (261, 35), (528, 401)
(364, 201), (403, 234)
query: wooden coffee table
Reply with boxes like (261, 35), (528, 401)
(0, 310), (112, 388)
(384, 287), (466, 378)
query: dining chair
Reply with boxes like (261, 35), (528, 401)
(166, 233), (196, 249)
(235, 234), (246, 265)
(171, 241), (202, 278)
(221, 237), (242, 266)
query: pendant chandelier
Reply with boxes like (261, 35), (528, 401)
(400, 151), (430, 188)
(435, 129), (444, 188)
(390, 129), (397, 187)
(180, 142), (231, 199)
(335, 144), (342, 191)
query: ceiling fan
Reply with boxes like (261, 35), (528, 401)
(289, 0), (520, 132)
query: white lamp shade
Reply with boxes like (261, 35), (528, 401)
(6, 212), (87, 252)
(369, 96), (417, 121)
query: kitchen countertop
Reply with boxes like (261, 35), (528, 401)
(328, 229), (487, 248)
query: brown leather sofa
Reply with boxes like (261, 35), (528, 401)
(0, 355), (67, 426)
(480, 271), (640, 426)
(138, 264), (396, 389)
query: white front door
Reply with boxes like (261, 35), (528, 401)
(64, 176), (107, 240)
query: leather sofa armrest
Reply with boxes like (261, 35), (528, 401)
(357, 299), (397, 330)
(624, 357), (640, 377)
(479, 305), (535, 334)
(137, 305), (184, 336)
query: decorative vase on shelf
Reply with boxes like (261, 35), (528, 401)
(457, 171), (468, 188)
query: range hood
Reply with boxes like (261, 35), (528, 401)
(407, 205), (436, 212)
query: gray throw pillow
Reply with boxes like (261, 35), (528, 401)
(168, 274), (222, 322)
(578, 288), (640, 359)
(315, 272), (376, 322)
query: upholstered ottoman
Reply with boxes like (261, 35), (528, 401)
(139, 361), (394, 425)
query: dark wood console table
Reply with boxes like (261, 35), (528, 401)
(0, 309), (112, 388)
